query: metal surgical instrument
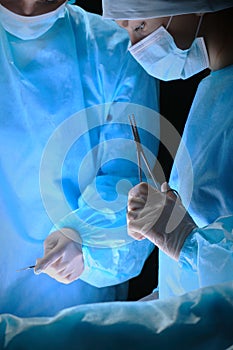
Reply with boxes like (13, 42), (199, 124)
(128, 114), (160, 190)
(16, 265), (35, 272)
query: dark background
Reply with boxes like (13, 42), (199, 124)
(74, 0), (209, 300)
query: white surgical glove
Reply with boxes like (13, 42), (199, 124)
(35, 228), (84, 284)
(127, 182), (197, 261)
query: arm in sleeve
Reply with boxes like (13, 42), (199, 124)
(50, 50), (160, 287)
(179, 215), (233, 288)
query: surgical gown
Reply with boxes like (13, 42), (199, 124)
(160, 64), (233, 298)
(0, 4), (159, 316)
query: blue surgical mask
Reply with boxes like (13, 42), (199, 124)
(129, 16), (209, 81)
(0, 2), (66, 40)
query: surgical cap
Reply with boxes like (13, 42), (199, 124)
(102, 0), (233, 20)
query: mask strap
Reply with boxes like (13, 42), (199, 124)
(194, 14), (204, 38)
(166, 16), (173, 30)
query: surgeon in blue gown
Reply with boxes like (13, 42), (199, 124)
(0, 0), (159, 316)
(102, 0), (233, 298)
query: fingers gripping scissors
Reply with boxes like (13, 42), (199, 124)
(128, 114), (160, 190)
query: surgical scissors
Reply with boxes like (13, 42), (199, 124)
(128, 114), (160, 190)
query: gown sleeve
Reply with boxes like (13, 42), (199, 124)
(179, 215), (233, 288)
(50, 18), (160, 287)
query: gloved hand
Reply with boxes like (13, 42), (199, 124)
(34, 228), (84, 284)
(127, 182), (197, 261)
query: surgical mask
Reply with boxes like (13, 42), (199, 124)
(129, 16), (209, 81)
(0, 2), (66, 40)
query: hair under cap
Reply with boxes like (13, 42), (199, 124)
(102, 0), (233, 20)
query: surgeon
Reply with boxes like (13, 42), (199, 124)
(0, 0), (160, 316)
(102, 0), (233, 299)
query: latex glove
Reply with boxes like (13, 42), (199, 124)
(127, 182), (197, 261)
(35, 228), (84, 284)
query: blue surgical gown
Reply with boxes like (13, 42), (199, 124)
(159, 64), (233, 298)
(0, 4), (159, 316)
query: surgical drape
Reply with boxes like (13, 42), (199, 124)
(1, 281), (233, 349)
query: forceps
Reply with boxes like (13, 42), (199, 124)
(128, 114), (160, 190)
